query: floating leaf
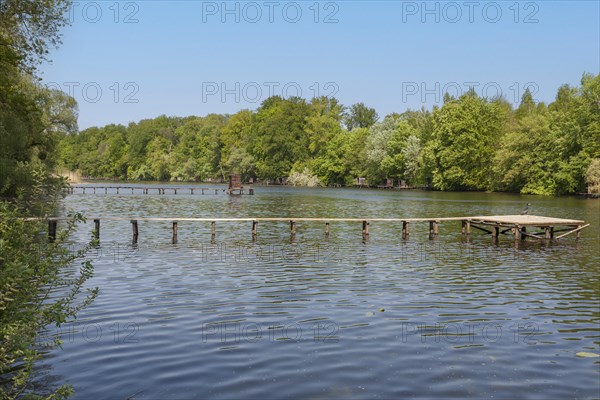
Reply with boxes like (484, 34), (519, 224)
(576, 352), (600, 358)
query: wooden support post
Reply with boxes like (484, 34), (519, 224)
(172, 222), (178, 244)
(576, 225), (582, 239)
(105, 188), (108, 194)
(434, 221), (439, 236)
(249, 188), (254, 195)
(116, 187), (119, 194)
(83, 188), (86, 194)
(362, 220), (370, 237)
(252, 220), (258, 240)
(545, 226), (554, 239)
(466, 221), (471, 236)
(131, 220), (138, 243)
(215, 189), (218, 195)
(211, 221), (216, 242)
(402, 221), (409, 239)
(174, 188), (177, 194)
(492, 225), (499, 238)
(48, 220), (57, 242)
(520, 226), (527, 240)
(93, 187), (96, 194)
(202, 188), (205, 195)
(93, 219), (100, 240)
(325, 222), (330, 238)
(191, 188), (194, 194)
(289, 220), (297, 241)
(514, 225), (521, 240)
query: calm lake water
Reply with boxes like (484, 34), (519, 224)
(37, 185), (599, 399)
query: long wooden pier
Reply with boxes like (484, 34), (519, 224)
(43, 215), (588, 244)
(64, 185), (254, 195)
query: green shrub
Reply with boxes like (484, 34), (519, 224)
(0, 201), (98, 399)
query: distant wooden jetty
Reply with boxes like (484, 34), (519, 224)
(64, 185), (254, 195)
(44, 214), (588, 244)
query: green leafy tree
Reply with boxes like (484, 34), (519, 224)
(253, 96), (311, 180)
(364, 117), (418, 184)
(220, 110), (255, 179)
(585, 158), (600, 193)
(344, 102), (379, 131)
(0, 0), (72, 72)
(313, 130), (352, 186)
(305, 96), (344, 157)
(431, 90), (503, 191)
(402, 134), (423, 185)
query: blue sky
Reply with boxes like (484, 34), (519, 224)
(41, 0), (600, 129)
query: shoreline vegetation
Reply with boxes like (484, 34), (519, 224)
(1, 2), (98, 398)
(58, 75), (600, 196)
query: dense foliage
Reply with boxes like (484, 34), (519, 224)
(0, 192), (98, 399)
(60, 74), (600, 195)
(0, 0), (78, 198)
(1, 1), (98, 398)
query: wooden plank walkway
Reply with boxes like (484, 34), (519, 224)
(42, 215), (588, 244)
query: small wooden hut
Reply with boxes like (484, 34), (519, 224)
(228, 174), (243, 194)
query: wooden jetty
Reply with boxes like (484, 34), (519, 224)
(64, 185), (254, 195)
(43, 215), (588, 244)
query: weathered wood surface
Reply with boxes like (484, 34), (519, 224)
(466, 215), (585, 226)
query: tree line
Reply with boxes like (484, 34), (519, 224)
(59, 75), (600, 195)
